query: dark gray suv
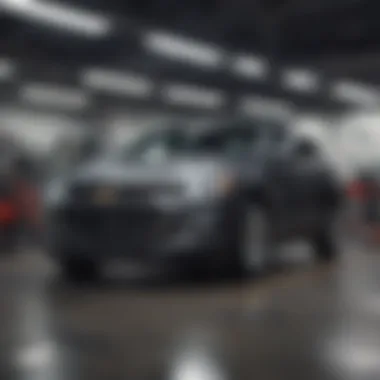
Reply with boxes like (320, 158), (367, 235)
(44, 117), (343, 281)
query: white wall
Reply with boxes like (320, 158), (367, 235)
(293, 111), (380, 181)
(0, 107), (87, 155)
(335, 111), (380, 178)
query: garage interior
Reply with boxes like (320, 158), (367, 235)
(1, 0), (380, 379)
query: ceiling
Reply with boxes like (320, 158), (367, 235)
(0, 0), (379, 118)
(44, 0), (380, 61)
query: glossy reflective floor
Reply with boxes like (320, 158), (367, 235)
(0, 241), (380, 380)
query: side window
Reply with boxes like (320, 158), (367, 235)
(223, 125), (259, 154)
(193, 125), (258, 155)
(127, 129), (189, 161)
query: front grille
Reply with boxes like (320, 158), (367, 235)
(59, 207), (181, 255)
(70, 184), (91, 201)
(70, 183), (182, 204)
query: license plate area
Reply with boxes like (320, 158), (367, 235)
(105, 258), (148, 276)
(62, 207), (161, 255)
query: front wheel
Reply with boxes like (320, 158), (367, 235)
(311, 220), (340, 262)
(224, 204), (275, 279)
(0, 224), (19, 255)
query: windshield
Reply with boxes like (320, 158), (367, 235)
(48, 134), (101, 177)
(124, 128), (190, 161)
(113, 119), (286, 161)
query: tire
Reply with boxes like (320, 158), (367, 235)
(60, 257), (100, 284)
(312, 221), (339, 263)
(0, 225), (18, 255)
(225, 204), (274, 279)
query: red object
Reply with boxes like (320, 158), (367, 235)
(0, 201), (17, 224)
(368, 225), (380, 244)
(14, 180), (41, 228)
(347, 180), (366, 200)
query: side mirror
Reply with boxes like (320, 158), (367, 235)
(293, 139), (319, 159)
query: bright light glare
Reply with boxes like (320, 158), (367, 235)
(20, 83), (88, 110)
(0, 0), (111, 37)
(82, 69), (153, 98)
(171, 353), (224, 380)
(143, 31), (224, 68)
(232, 55), (268, 79)
(0, 58), (15, 79)
(162, 84), (226, 109)
(16, 341), (58, 369)
(170, 337), (225, 380)
(327, 339), (380, 376)
(331, 81), (380, 106)
(282, 69), (319, 93)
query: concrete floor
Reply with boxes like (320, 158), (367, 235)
(0, 241), (380, 380)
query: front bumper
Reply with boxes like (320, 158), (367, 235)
(46, 200), (236, 264)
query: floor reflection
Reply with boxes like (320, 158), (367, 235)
(12, 279), (72, 380)
(169, 328), (226, 380)
(0, 242), (380, 379)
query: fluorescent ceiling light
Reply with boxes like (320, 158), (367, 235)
(162, 84), (226, 109)
(143, 31), (224, 68)
(0, 58), (15, 80)
(82, 69), (153, 98)
(0, 0), (111, 37)
(20, 83), (88, 110)
(232, 55), (268, 79)
(282, 69), (319, 93)
(331, 81), (380, 106)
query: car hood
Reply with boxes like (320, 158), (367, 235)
(71, 156), (230, 186)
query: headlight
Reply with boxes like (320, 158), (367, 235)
(155, 171), (236, 208)
(44, 179), (68, 205)
(185, 171), (236, 201)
